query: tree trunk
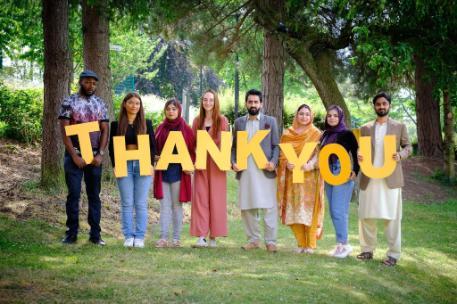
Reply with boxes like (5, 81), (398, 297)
(41, 0), (72, 189)
(82, 0), (113, 119)
(414, 55), (443, 158)
(82, 0), (113, 170)
(287, 44), (351, 127)
(262, 29), (286, 134)
(443, 90), (455, 179)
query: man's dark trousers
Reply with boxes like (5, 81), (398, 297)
(64, 154), (102, 241)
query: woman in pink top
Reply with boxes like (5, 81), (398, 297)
(190, 89), (229, 248)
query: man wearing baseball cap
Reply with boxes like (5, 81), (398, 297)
(58, 70), (109, 246)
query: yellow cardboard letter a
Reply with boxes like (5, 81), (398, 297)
(113, 135), (151, 177)
(156, 131), (194, 171)
(65, 121), (99, 164)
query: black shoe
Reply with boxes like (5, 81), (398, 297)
(62, 235), (77, 244)
(89, 238), (106, 246)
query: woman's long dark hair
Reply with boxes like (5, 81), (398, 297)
(117, 92), (146, 136)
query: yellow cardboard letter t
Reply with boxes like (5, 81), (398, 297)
(236, 130), (269, 170)
(155, 131), (194, 172)
(359, 135), (397, 179)
(113, 135), (152, 177)
(65, 121), (99, 164)
(318, 143), (351, 185)
(195, 130), (232, 171)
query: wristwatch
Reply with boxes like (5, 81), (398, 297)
(97, 150), (105, 156)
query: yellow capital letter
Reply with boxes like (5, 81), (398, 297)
(113, 135), (152, 177)
(65, 121), (99, 164)
(195, 130), (232, 170)
(155, 131), (194, 171)
(359, 135), (396, 178)
(318, 143), (352, 185)
(279, 142), (317, 183)
(236, 130), (269, 170)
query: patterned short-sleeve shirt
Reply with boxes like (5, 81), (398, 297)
(58, 93), (109, 150)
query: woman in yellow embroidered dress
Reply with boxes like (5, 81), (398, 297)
(277, 104), (324, 254)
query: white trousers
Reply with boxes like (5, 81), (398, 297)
(241, 205), (278, 245)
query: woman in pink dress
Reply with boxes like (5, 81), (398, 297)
(190, 89), (229, 248)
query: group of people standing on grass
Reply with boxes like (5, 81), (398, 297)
(58, 70), (411, 267)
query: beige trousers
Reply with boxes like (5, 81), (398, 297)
(241, 206), (278, 245)
(359, 218), (401, 260)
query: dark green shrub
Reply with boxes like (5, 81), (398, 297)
(0, 83), (43, 143)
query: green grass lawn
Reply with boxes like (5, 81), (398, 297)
(1, 174), (456, 303)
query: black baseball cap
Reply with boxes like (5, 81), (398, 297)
(79, 70), (99, 81)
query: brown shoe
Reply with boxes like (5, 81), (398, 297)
(155, 239), (168, 248)
(241, 242), (260, 250)
(266, 243), (278, 253)
(356, 251), (373, 260)
(382, 256), (397, 267)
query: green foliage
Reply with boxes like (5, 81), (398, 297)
(110, 21), (162, 86)
(0, 83), (42, 142)
(350, 0), (457, 96)
(146, 111), (164, 127)
(0, 0), (42, 64)
(220, 103), (248, 125)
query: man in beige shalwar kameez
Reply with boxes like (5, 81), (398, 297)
(357, 92), (412, 266)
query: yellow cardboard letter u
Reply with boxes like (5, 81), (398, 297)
(359, 135), (396, 179)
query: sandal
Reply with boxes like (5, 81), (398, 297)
(382, 256), (397, 267)
(155, 239), (168, 248)
(356, 251), (373, 260)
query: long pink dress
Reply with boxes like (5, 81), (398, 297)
(190, 116), (229, 238)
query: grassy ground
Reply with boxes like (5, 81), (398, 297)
(0, 174), (456, 303)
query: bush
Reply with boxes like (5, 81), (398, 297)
(0, 83), (43, 143)
(221, 103), (247, 125)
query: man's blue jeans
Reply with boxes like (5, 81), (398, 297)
(325, 160), (355, 244)
(116, 160), (152, 240)
(64, 154), (102, 240)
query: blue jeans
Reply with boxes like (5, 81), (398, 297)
(64, 154), (102, 240)
(116, 160), (152, 240)
(325, 160), (355, 244)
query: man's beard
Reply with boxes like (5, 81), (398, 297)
(247, 107), (260, 116)
(80, 85), (95, 97)
(376, 108), (389, 117)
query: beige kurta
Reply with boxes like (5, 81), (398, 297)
(359, 122), (402, 220)
(239, 114), (277, 210)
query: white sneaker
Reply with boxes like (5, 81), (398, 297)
(329, 243), (344, 256)
(123, 238), (134, 247)
(294, 247), (305, 254)
(333, 244), (353, 258)
(209, 239), (217, 248)
(134, 238), (145, 248)
(304, 248), (314, 254)
(192, 237), (208, 248)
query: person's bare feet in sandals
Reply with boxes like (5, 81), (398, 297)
(356, 251), (373, 260)
(382, 256), (397, 267)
